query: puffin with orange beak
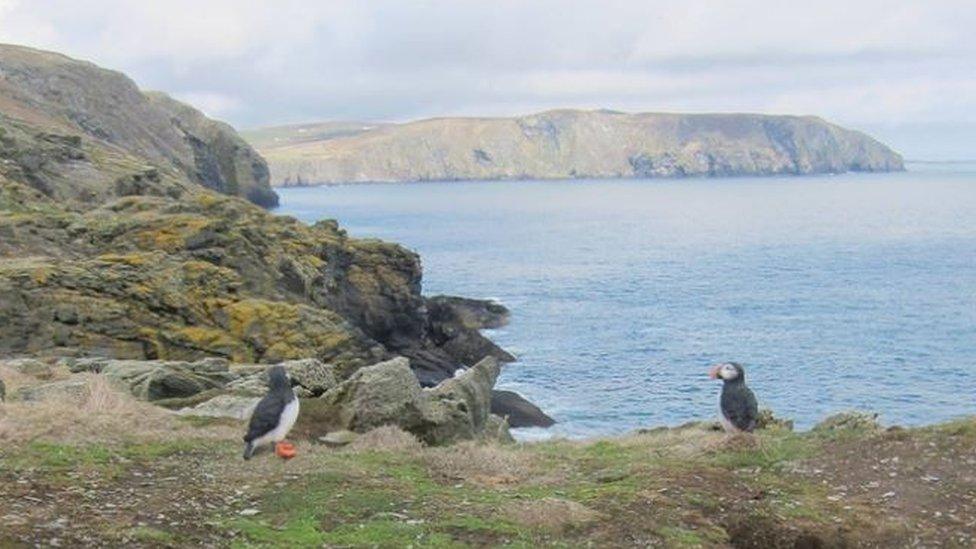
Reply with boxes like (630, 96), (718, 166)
(709, 362), (758, 433)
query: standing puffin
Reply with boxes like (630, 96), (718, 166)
(243, 366), (299, 460)
(709, 362), (758, 433)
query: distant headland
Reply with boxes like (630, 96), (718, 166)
(244, 110), (904, 187)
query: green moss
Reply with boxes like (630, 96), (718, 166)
(657, 526), (709, 547)
(231, 516), (325, 548)
(708, 433), (817, 470)
(320, 520), (459, 548)
(128, 526), (176, 543)
(21, 442), (114, 469)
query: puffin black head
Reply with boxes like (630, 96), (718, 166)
(709, 362), (745, 383)
(267, 365), (290, 390)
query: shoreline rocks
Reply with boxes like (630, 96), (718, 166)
(0, 44), (552, 436)
(295, 356), (511, 445)
(491, 390), (557, 428)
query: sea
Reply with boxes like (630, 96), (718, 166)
(276, 164), (976, 439)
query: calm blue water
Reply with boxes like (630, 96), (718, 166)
(276, 166), (976, 438)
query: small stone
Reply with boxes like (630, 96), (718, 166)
(238, 509), (260, 516)
(594, 469), (630, 483)
(319, 430), (359, 448)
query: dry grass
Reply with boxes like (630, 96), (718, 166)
(0, 360), (67, 392)
(344, 425), (423, 454)
(615, 424), (729, 458)
(0, 374), (235, 444)
(422, 440), (534, 486)
(501, 497), (603, 532)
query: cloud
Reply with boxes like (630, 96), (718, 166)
(0, 1), (974, 156)
(171, 91), (244, 119)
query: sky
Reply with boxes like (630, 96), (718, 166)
(0, 0), (974, 159)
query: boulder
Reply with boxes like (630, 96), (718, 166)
(280, 359), (339, 396)
(312, 357), (426, 433)
(417, 357), (501, 444)
(1, 358), (54, 379)
(226, 359), (338, 398)
(491, 390), (556, 428)
(60, 357), (106, 374)
(295, 356), (507, 445)
(813, 411), (882, 433)
(101, 358), (237, 401)
(484, 414), (516, 444)
(177, 394), (260, 420)
(426, 296), (510, 330)
(16, 379), (88, 402)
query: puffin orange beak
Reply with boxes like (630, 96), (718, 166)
(708, 364), (721, 379)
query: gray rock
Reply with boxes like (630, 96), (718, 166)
(281, 359), (338, 396)
(1, 358), (54, 379)
(299, 356), (505, 445)
(224, 375), (270, 397)
(101, 358), (237, 401)
(484, 414), (515, 444)
(491, 389), (556, 428)
(425, 298), (515, 368)
(426, 296), (510, 330)
(319, 430), (358, 448)
(16, 379), (88, 402)
(226, 359), (338, 398)
(177, 394), (260, 420)
(58, 357), (106, 374)
(318, 357), (426, 432)
(417, 357), (501, 444)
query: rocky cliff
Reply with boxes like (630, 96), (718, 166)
(0, 44), (278, 206)
(0, 45), (516, 396)
(250, 110), (904, 186)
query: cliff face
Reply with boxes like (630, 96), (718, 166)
(0, 45), (505, 386)
(0, 44), (278, 207)
(252, 110), (904, 186)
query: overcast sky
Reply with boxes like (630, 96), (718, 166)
(1, 1), (974, 159)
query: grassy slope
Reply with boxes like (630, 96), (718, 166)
(1, 368), (974, 548)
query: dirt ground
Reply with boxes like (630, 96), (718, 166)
(1, 370), (974, 547)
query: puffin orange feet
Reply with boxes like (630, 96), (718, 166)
(275, 441), (297, 459)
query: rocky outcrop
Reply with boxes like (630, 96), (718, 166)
(177, 394), (260, 420)
(423, 296), (515, 384)
(308, 357), (425, 433)
(426, 296), (510, 330)
(98, 358), (236, 401)
(491, 390), (556, 428)
(296, 356), (510, 445)
(420, 356), (501, 443)
(0, 44), (277, 207)
(16, 378), (89, 402)
(0, 45), (551, 429)
(0, 175), (507, 383)
(251, 110), (904, 186)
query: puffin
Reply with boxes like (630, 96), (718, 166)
(243, 365), (299, 460)
(708, 362), (758, 433)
